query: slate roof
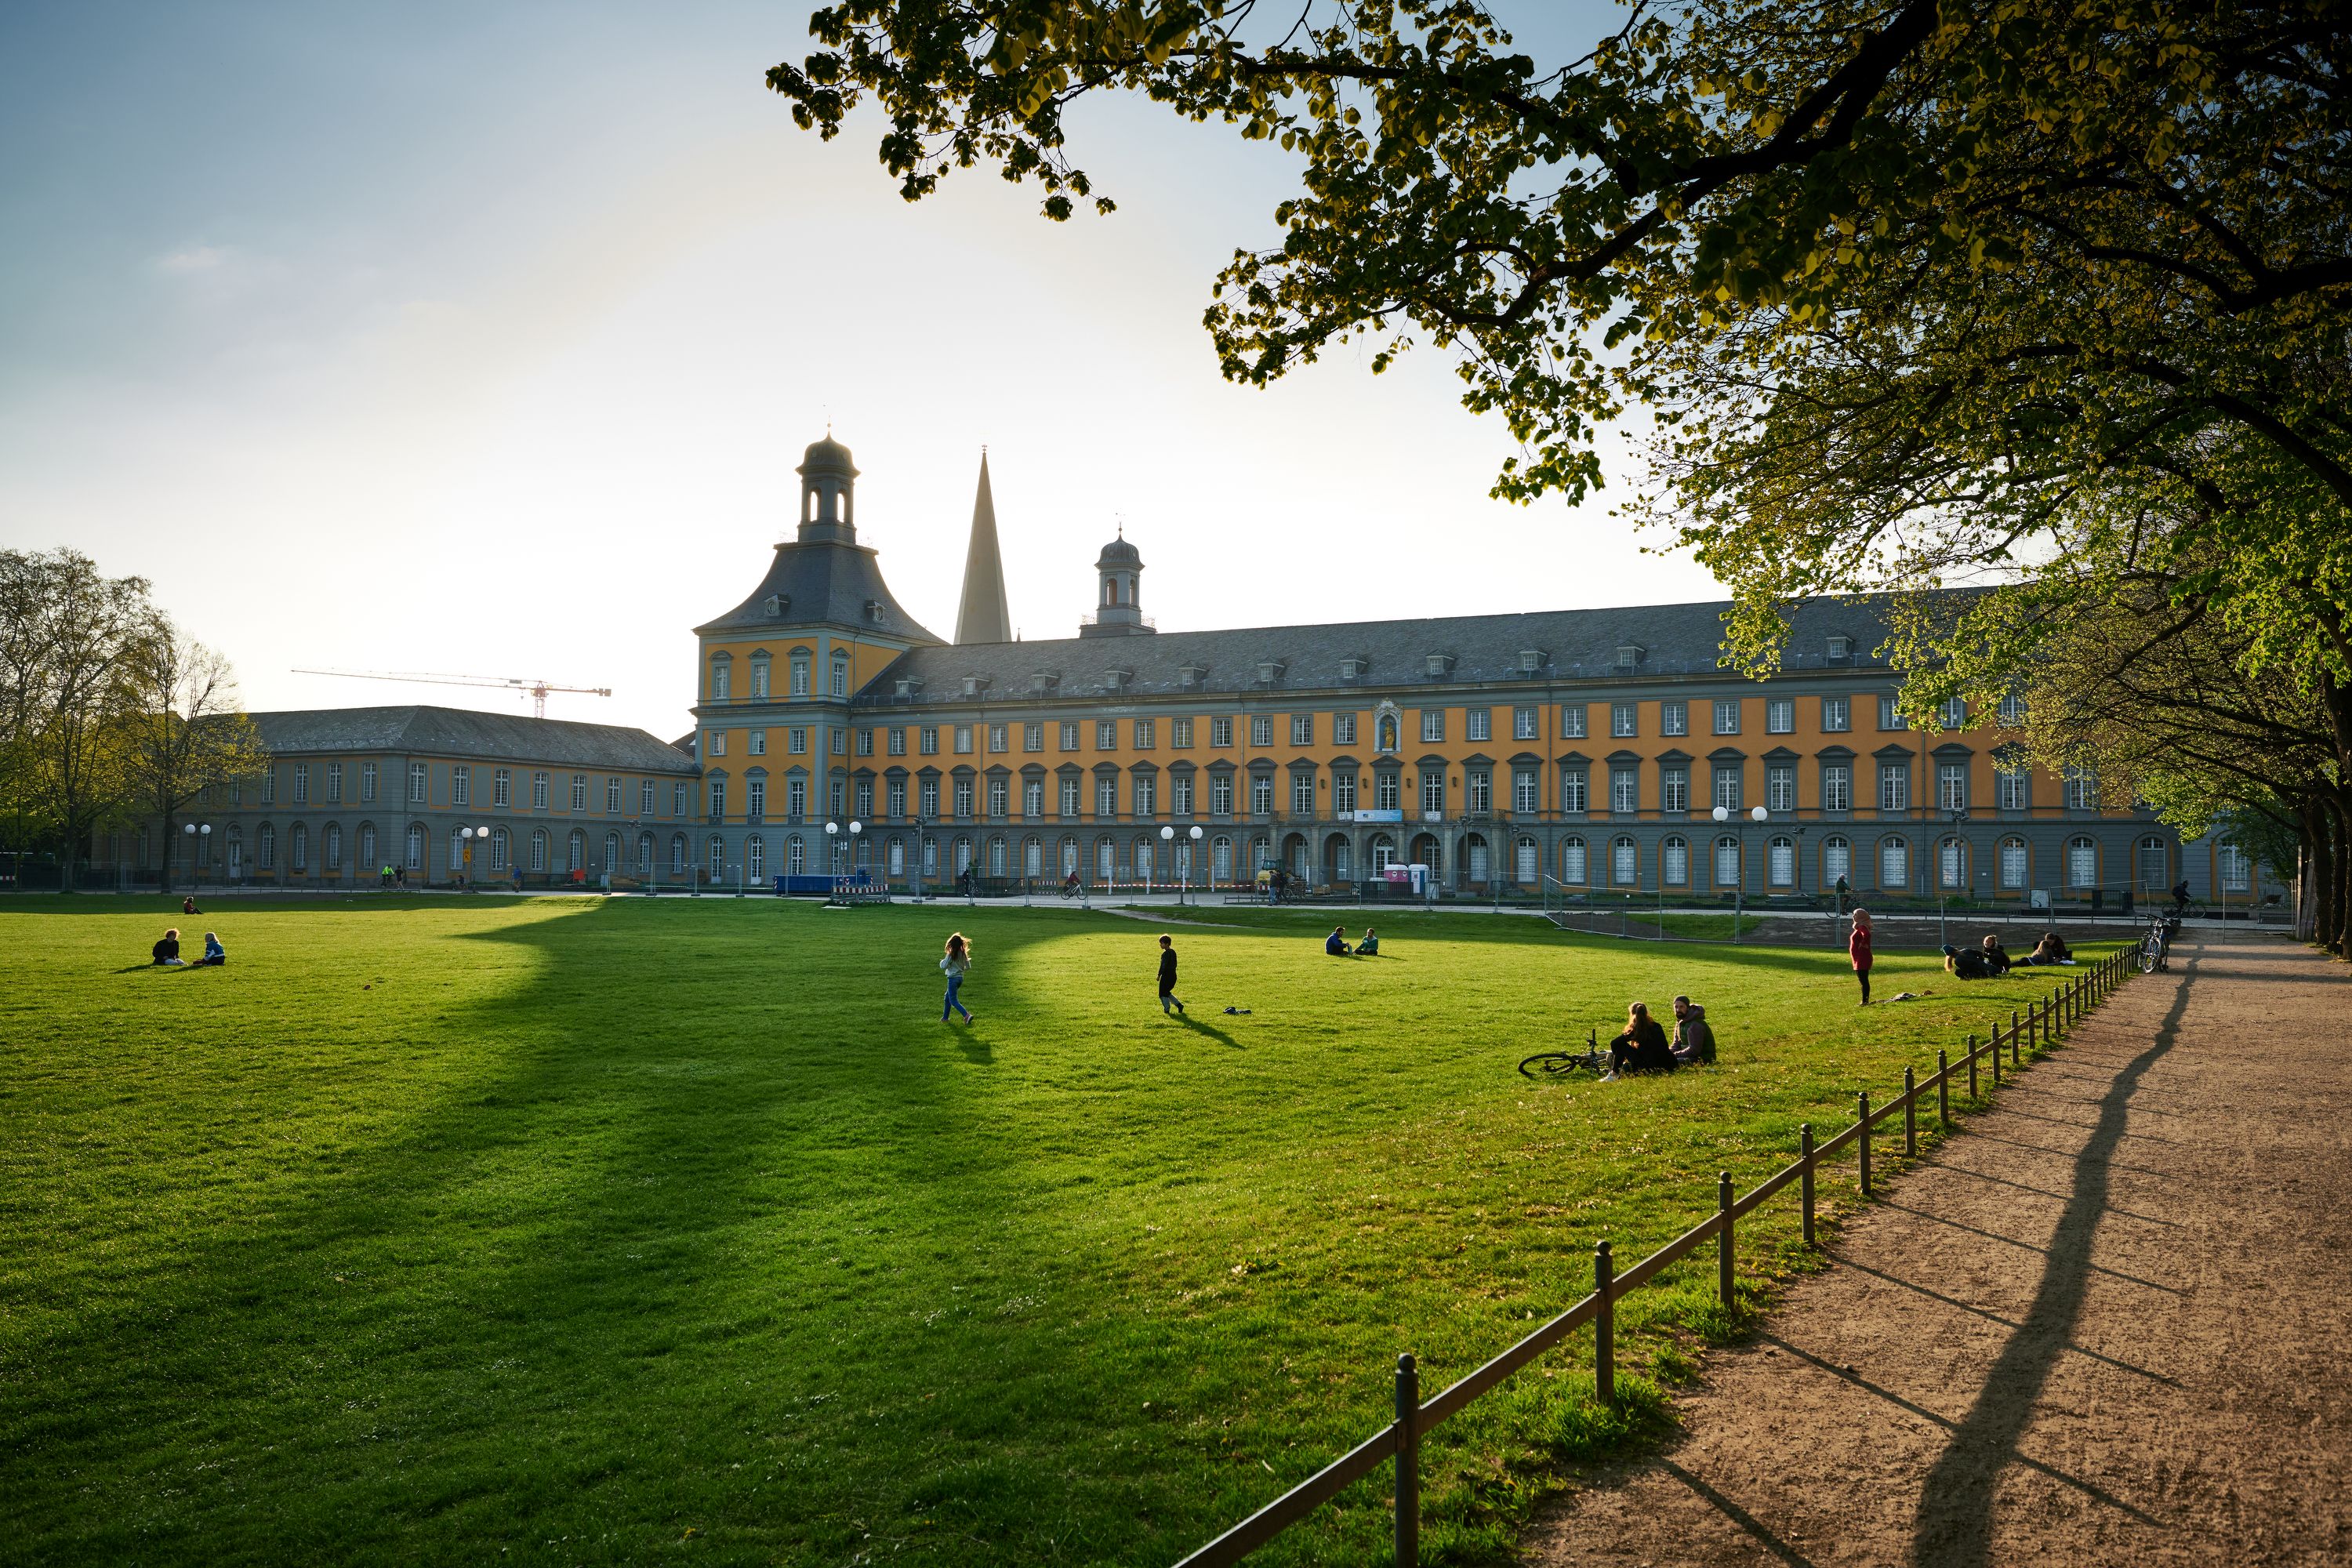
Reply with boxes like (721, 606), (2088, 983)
(861, 595), (1907, 706)
(245, 706), (700, 773)
(697, 539), (942, 642)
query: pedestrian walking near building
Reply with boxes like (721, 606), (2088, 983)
(940, 932), (975, 1023)
(1157, 934), (1184, 1015)
(1849, 907), (1875, 1006)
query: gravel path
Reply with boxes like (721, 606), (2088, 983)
(1527, 931), (2352, 1568)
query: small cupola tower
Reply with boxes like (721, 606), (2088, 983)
(1081, 526), (1154, 637)
(797, 433), (858, 544)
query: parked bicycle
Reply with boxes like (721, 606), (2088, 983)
(1519, 1029), (1608, 1080)
(2138, 911), (2181, 974)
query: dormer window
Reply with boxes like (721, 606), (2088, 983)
(1104, 669), (1131, 694)
(1338, 655), (1369, 683)
(1424, 652), (1456, 679)
(1030, 670), (1061, 695)
(1828, 635), (1853, 662)
(763, 593), (787, 618)
(1518, 648), (1545, 674)
(1256, 659), (1286, 687)
(1178, 662), (1207, 691)
(962, 675), (991, 699)
(1615, 644), (1645, 672)
(864, 599), (884, 622)
(895, 677), (921, 699)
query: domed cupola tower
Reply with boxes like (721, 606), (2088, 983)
(1080, 527), (1154, 637)
(797, 434), (858, 543)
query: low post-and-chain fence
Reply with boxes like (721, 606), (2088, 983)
(1175, 947), (2137, 1567)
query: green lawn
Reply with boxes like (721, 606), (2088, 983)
(0, 895), (2103, 1566)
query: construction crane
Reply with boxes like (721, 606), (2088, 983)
(293, 669), (613, 719)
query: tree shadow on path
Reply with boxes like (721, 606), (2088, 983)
(1910, 955), (2195, 1566)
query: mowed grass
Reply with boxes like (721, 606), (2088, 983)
(0, 895), (2106, 1566)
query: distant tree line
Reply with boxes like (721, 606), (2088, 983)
(0, 548), (266, 889)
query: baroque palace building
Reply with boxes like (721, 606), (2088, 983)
(122, 433), (2256, 905)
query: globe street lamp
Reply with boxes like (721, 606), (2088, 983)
(1188, 826), (1203, 907)
(1160, 825), (1175, 904)
(180, 821), (211, 893)
(459, 825), (485, 891)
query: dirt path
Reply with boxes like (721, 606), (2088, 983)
(1527, 932), (2352, 1568)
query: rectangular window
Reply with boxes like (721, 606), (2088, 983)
(2064, 767), (2099, 811)
(1513, 769), (1537, 813)
(1822, 696), (1851, 732)
(1823, 764), (1851, 812)
(920, 780), (939, 817)
(261, 768), (276, 805)
(888, 780), (906, 817)
(292, 763), (310, 804)
(1466, 769), (1490, 813)
(1937, 762), (1968, 812)
(325, 762), (343, 803)
(858, 781), (874, 818)
(1878, 696), (1909, 731)
(1135, 718), (1156, 750)
(1562, 704), (1588, 739)
(1611, 768), (1637, 815)
(1098, 776), (1118, 816)
(640, 779), (655, 815)
(1715, 699), (1741, 735)
(1466, 709), (1490, 742)
(920, 727), (939, 755)
(955, 725), (974, 755)
(709, 780), (728, 818)
(1661, 702), (1688, 737)
(1060, 778), (1080, 816)
(1713, 765), (1742, 813)
(1561, 769), (1588, 813)
(1024, 723), (1044, 753)
(1171, 717), (1193, 749)
(749, 729), (768, 756)
(1060, 721), (1080, 752)
(1611, 702), (1637, 739)
(409, 763), (427, 804)
(1291, 772), (1313, 815)
(1661, 766), (1688, 814)
(448, 765), (466, 807)
(789, 657), (808, 697)
(1768, 764), (1795, 813)
(361, 762), (378, 803)
(1333, 772), (1356, 813)
(1998, 768), (2028, 811)
(748, 779), (767, 818)
(1374, 771), (1400, 811)
(1290, 714), (1312, 746)
(1210, 717), (1233, 748)
(888, 727), (907, 757)
(1172, 775), (1193, 815)
(1514, 706), (1538, 741)
(858, 728), (876, 757)
(606, 777), (622, 812)
(1998, 694), (2027, 727)
(1333, 713), (1356, 746)
(988, 779), (1008, 816)
(788, 778), (807, 818)
(1940, 697), (1967, 729)
(708, 731), (728, 758)
(571, 775), (586, 811)
(1879, 761), (1911, 812)
(1421, 771), (1447, 814)
(788, 728), (808, 755)
(1211, 774), (1234, 815)
(1253, 774), (1275, 815)
(1134, 775), (1156, 817)
(955, 780), (974, 817)
(1420, 710), (1444, 743)
(1098, 720), (1119, 751)
(1022, 779), (1043, 817)
(1766, 699), (1794, 734)
(1250, 715), (1273, 747)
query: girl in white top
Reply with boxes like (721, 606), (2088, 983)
(939, 932), (974, 1023)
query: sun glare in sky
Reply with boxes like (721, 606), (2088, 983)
(1, 0), (1715, 739)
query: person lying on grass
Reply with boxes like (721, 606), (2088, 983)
(1603, 1002), (1676, 1080)
(1944, 943), (1995, 980)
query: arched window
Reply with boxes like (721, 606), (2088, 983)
(1134, 838), (1154, 882)
(1661, 834), (1688, 886)
(1769, 835), (1795, 887)
(531, 829), (549, 873)
(888, 837), (906, 877)
(1999, 836), (2027, 889)
(291, 822), (308, 872)
(786, 834), (805, 874)
(1465, 835), (1489, 882)
(746, 835), (766, 880)
(637, 832), (653, 875)
(708, 836), (727, 881)
(490, 826), (509, 871)
(2218, 842), (2250, 892)
(1059, 837), (1078, 876)
(1823, 834), (1851, 887)
(403, 823), (421, 872)
(989, 837), (1007, 877)
(324, 822), (343, 872)
(604, 831), (619, 872)
(1940, 836), (1968, 889)
(1515, 836), (1538, 882)
(1878, 837), (1908, 890)
(922, 836), (938, 876)
(1023, 837), (1041, 878)
(952, 837), (971, 874)
(1097, 837), (1116, 880)
(2067, 836), (2097, 887)
(1612, 835), (1638, 885)
(709, 653), (731, 701)
(1213, 835), (1236, 882)
(1712, 834), (1739, 887)
(357, 823), (376, 872)
(1334, 837), (1354, 880)
(670, 833), (688, 875)
(449, 827), (465, 877)
(2137, 834), (2168, 891)
(1561, 835), (1588, 884)
(568, 829), (586, 873)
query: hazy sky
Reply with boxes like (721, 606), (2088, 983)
(1, 0), (1717, 739)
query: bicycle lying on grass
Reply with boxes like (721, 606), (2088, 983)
(1519, 1029), (1607, 1080)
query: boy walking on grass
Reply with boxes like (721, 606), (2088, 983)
(1158, 934), (1185, 1014)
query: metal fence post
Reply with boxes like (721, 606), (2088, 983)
(1968, 1033), (1979, 1099)
(1799, 1124), (1816, 1246)
(1718, 1171), (1735, 1308)
(1594, 1242), (1615, 1406)
(1904, 1066), (1918, 1157)
(1858, 1091), (1873, 1196)
(1394, 1353), (1419, 1567)
(1937, 1049), (1950, 1127)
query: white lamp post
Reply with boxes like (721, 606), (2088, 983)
(180, 820), (212, 893)
(1160, 824), (1174, 903)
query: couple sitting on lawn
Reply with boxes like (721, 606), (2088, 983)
(151, 927), (225, 967)
(1602, 996), (1715, 1080)
(1323, 925), (1379, 956)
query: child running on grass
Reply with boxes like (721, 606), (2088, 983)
(939, 932), (974, 1023)
(1157, 934), (1184, 1014)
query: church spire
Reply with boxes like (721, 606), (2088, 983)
(953, 449), (1012, 645)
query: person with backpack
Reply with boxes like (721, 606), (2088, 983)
(1849, 908), (1875, 1005)
(939, 932), (975, 1023)
(1157, 934), (1184, 1015)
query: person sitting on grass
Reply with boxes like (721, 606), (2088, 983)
(197, 931), (226, 967)
(1944, 943), (1994, 980)
(2024, 929), (2071, 966)
(182, 895), (201, 916)
(1670, 994), (1715, 1065)
(1604, 1002), (1676, 1079)
(1356, 927), (1379, 956)
(1324, 925), (1352, 956)
(151, 928), (184, 967)
(1980, 933), (2012, 975)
